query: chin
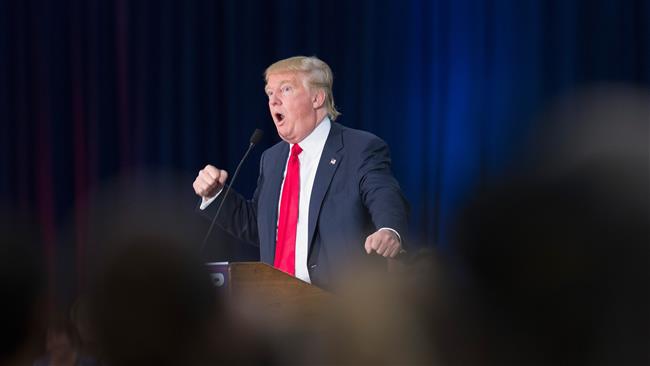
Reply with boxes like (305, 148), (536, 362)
(277, 132), (292, 143)
(276, 128), (292, 141)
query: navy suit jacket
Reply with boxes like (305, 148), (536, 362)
(200, 122), (409, 289)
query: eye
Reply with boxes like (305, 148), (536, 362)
(282, 85), (292, 93)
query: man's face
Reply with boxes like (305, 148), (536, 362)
(265, 72), (323, 144)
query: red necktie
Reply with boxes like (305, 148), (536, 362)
(274, 144), (302, 275)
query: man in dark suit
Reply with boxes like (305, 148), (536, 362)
(193, 56), (408, 289)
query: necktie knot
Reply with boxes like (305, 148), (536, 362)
(291, 144), (303, 157)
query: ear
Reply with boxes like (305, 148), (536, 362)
(312, 89), (326, 109)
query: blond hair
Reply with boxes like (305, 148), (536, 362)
(265, 56), (341, 121)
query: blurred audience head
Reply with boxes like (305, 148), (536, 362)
(89, 239), (219, 366)
(84, 175), (223, 366)
(448, 84), (649, 366)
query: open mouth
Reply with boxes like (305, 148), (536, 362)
(274, 113), (285, 123)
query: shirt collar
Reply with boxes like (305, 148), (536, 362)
(290, 116), (331, 157)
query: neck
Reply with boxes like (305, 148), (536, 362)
(289, 114), (329, 145)
(316, 110), (328, 125)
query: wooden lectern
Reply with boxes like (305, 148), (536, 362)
(206, 262), (334, 330)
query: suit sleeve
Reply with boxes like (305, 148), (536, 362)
(196, 153), (265, 246)
(358, 137), (410, 244)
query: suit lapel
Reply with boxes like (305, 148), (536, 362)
(264, 143), (289, 264)
(308, 123), (343, 253)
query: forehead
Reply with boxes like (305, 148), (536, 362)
(265, 71), (305, 88)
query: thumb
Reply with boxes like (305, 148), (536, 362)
(364, 236), (373, 254)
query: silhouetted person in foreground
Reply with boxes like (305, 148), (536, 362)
(88, 239), (219, 366)
(446, 85), (649, 366)
(83, 179), (279, 365)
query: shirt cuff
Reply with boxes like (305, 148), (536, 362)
(199, 188), (223, 210)
(378, 227), (401, 243)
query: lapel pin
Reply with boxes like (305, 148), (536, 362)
(330, 158), (336, 165)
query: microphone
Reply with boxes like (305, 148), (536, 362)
(200, 129), (264, 252)
(250, 128), (264, 146)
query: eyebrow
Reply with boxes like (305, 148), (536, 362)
(266, 80), (293, 91)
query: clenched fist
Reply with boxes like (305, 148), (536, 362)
(364, 229), (403, 258)
(193, 164), (228, 199)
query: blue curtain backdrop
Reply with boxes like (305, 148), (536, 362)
(1, 0), (649, 295)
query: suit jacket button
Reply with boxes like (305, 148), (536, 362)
(309, 264), (317, 269)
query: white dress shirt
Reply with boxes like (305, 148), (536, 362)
(200, 117), (400, 283)
(279, 117), (331, 282)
